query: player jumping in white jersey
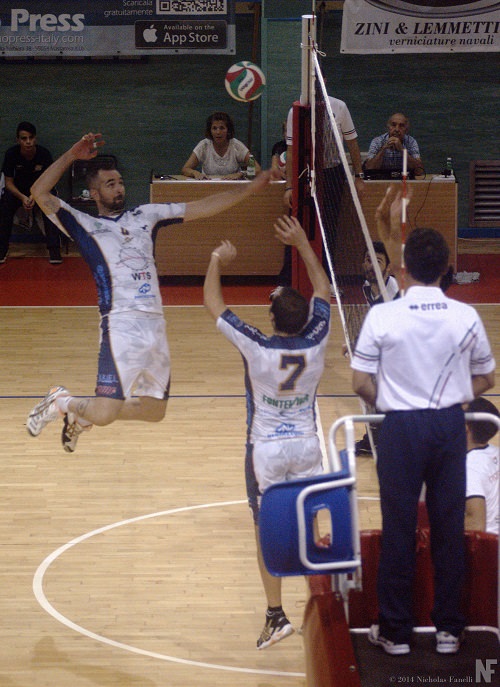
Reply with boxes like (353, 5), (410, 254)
(204, 215), (331, 650)
(27, 132), (276, 452)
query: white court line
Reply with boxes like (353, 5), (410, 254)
(33, 500), (306, 679)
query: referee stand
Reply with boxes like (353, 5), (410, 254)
(259, 413), (499, 687)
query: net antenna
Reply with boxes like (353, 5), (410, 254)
(400, 148), (409, 294)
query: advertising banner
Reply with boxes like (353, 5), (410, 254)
(341, 0), (500, 53)
(0, 1), (236, 57)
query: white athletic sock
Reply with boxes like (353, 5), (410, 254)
(55, 395), (72, 414)
(56, 395), (92, 427)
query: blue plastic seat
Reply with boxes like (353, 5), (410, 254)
(259, 450), (361, 576)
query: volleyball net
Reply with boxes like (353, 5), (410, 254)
(291, 31), (392, 358)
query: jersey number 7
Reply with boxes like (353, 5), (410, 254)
(279, 354), (306, 392)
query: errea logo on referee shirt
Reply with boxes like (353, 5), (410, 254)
(409, 302), (448, 311)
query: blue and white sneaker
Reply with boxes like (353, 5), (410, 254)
(27, 386), (69, 437)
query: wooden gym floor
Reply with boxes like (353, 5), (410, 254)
(0, 251), (498, 686)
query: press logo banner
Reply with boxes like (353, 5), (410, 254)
(0, 1), (236, 57)
(341, 0), (500, 53)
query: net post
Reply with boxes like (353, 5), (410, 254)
(291, 14), (317, 295)
(291, 102), (313, 295)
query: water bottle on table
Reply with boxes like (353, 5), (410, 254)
(246, 155), (256, 180)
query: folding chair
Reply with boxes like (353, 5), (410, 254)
(259, 451), (361, 578)
(259, 416), (368, 580)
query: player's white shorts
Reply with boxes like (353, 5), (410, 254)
(246, 436), (323, 523)
(253, 435), (323, 493)
(96, 311), (170, 400)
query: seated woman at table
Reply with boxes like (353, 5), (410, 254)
(181, 111), (261, 180)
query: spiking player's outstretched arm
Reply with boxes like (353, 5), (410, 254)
(184, 169), (279, 222)
(31, 133), (105, 216)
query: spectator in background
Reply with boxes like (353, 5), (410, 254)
(465, 396), (499, 535)
(364, 113), (423, 175)
(182, 111), (260, 180)
(284, 94), (365, 210)
(361, 240), (400, 308)
(0, 121), (63, 264)
(282, 94), (365, 288)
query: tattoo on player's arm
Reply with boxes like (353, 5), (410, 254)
(76, 399), (90, 416)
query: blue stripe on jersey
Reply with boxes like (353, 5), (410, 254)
(353, 350), (380, 364)
(57, 206), (113, 315)
(221, 297), (330, 350)
(151, 216), (184, 249)
(242, 355), (255, 443)
(222, 309), (269, 344)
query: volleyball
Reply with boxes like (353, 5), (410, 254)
(224, 61), (266, 102)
